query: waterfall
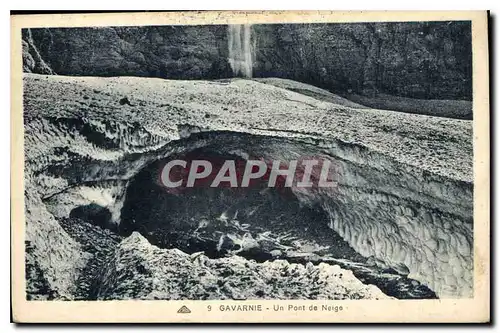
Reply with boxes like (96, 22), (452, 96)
(227, 24), (253, 78)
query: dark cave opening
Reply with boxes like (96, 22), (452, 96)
(116, 147), (437, 299)
(69, 203), (112, 230)
(119, 148), (361, 261)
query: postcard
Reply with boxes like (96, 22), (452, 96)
(10, 10), (490, 323)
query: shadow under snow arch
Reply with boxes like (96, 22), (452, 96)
(116, 130), (472, 298)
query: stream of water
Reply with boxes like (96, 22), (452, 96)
(228, 24), (253, 78)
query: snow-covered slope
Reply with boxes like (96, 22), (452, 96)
(23, 74), (473, 299)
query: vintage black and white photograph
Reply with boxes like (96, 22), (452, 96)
(11, 10), (490, 323)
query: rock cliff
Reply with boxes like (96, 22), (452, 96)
(22, 21), (472, 100)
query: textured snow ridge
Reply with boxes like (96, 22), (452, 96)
(24, 178), (89, 299)
(23, 74), (473, 299)
(95, 232), (390, 300)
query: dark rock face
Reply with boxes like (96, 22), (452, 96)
(22, 21), (472, 100)
(22, 29), (55, 75)
(253, 22), (472, 100)
(23, 26), (232, 79)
